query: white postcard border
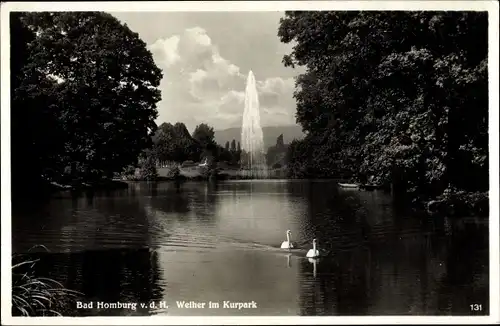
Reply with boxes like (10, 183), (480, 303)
(1, 1), (498, 325)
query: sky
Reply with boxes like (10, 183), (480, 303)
(110, 11), (304, 132)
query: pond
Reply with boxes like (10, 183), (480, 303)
(12, 180), (489, 316)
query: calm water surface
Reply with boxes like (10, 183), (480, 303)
(12, 180), (489, 316)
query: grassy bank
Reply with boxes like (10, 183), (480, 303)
(122, 165), (289, 181)
(160, 166), (289, 180)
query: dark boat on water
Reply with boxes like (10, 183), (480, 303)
(338, 183), (360, 189)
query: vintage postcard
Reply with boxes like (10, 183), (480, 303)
(1, 1), (499, 325)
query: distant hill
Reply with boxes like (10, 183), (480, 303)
(215, 125), (305, 149)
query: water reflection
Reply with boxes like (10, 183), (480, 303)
(308, 258), (318, 278)
(298, 257), (338, 315)
(11, 180), (489, 316)
(17, 248), (163, 316)
(156, 249), (300, 315)
(12, 189), (153, 253)
(213, 181), (308, 247)
(286, 254), (292, 268)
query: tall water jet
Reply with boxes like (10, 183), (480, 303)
(241, 71), (268, 178)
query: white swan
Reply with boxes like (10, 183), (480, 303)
(306, 238), (321, 258)
(280, 230), (296, 249)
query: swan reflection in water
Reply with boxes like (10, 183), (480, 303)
(308, 258), (319, 279)
(285, 253), (292, 268)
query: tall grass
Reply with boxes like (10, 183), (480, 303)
(12, 245), (82, 316)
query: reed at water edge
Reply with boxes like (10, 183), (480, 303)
(11, 245), (82, 316)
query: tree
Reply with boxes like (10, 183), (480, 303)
(237, 141), (241, 152)
(230, 139), (236, 152)
(266, 134), (288, 167)
(276, 134), (285, 149)
(11, 13), (62, 195)
(192, 123), (216, 149)
(278, 11), (488, 213)
(285, 139), (311, 178)
(218, 145), (233, 163)
(16, 12), (163, 181)
(225, 141), (230, 151)
(152, 122), (201, 163)
(137, 153), (159, 181)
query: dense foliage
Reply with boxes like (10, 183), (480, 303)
(11, 12), (162, 194)
(278, 11), (488, 214)
(137, 152), (159, 181)
(266, 134), (289, 168)
(148, 121), (241, 167)
(152, 122), (201, 164)
(192, 123), (216, 150)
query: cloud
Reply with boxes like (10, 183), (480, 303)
(149, 26), (296, 131)
(258, 77), (295, 94)
(149, 35), (181, 68)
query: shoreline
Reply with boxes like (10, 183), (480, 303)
(30, 171), (488, 219)
(48, 179), (130, 193)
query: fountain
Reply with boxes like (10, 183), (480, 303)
(240, 71), (268, 178)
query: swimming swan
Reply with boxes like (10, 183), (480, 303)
(281, 230), (297, 249)
(306, 238), (322, 258)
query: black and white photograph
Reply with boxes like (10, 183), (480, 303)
(1, 1), (499, 324)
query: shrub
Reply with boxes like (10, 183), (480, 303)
(181, 160), (195, 168)
(164, 165), (181, 179)
(138, 156), (158, 181)
(433, 187), (489, 217)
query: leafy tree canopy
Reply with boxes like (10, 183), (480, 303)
(12, 12), (163, 183)
(152, 122), (201, 163)
(192, 123), (216, 149)
(279, 11), (488, 206)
